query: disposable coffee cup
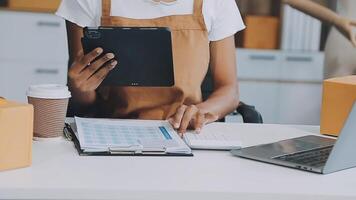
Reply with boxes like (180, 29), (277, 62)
(27, 84), (71, 139)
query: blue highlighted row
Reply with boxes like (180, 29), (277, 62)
(159, 127), (172, 140)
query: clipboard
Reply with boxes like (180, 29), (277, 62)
(64, 120), (193, 157)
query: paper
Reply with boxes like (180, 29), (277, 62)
(183, 123), (242, 150)
(74, 117), (191, 154)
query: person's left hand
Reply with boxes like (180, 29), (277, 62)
(168, 105), (219, 137)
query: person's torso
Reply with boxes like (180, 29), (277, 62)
(96, 0), (210, 120)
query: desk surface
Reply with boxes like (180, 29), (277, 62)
(0, 123), (355, 200)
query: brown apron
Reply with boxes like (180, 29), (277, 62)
(98, 0), (210, 120)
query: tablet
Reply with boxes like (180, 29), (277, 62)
(82, 27), (175, 87)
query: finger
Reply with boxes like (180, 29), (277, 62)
(170, 105), (187, 129)
(73, 48), (103, 74)
(87, 60), (118, 89)
(168, 118), (177, 129)
(193, 112), (205, 133)
(204, 112), (219, 124)
(351, 20), (356, 26)
(178, 105), (198, 136)
(80, 53), (115, 81)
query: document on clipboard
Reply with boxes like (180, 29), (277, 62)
(65, 117), (192, 156)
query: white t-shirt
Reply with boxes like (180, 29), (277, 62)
(56, 0), (245, 41)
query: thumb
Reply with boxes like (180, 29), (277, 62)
(351, 37), (356, 48)
(168, 117), (176, 128)
(193, 112), (205, 133)
(349, 31), (356, 48)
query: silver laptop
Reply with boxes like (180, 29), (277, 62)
(231, 102), (356, 174)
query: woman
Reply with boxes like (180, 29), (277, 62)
(283, 0), (356, 78)
(56, 0), (245, 135)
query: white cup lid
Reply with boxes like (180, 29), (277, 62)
(27, 84), (71, 99)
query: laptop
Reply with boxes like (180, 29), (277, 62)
(231, 102), (356, 174)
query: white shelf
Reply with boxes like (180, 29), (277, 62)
(0, 10), (68, 102)
(236, 48), (325, 125)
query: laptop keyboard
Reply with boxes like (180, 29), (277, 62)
(274, 146), (333, 167)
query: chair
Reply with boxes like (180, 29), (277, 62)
(201, 69), (263, 124)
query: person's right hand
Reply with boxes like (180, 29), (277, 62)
(68, 48), (118, 104)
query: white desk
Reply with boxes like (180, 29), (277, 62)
(0, 123), (355, 200)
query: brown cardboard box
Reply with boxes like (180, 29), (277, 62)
(320, 76), (356, 136)
(243, 16), (280, 49)
(0, 99), (33, 171)
(236, 0), (273, 16)
(8, 0), (61, 12)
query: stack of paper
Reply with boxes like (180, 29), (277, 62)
(73, 117), (192, 155)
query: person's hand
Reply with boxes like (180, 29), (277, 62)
(168, 105), (219, 137)
(68, 48), (118, 103)
(335, 17), (356, 47)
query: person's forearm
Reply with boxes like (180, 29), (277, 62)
(283, 0), (340, 26)
(284, 0), (356, 46)
(201, 35), (239, 120)
(197, 85), (240, 120)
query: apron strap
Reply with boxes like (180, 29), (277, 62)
(193, 0), (203, 16)
(102, 0), (111, 17)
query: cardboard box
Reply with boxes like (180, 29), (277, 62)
(236, 0), (273, 16)
(243, 16), (280, 49)
(0, 99), (33, 171)
(320, 76), (356, 136)
(8, 0), (61, 12)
